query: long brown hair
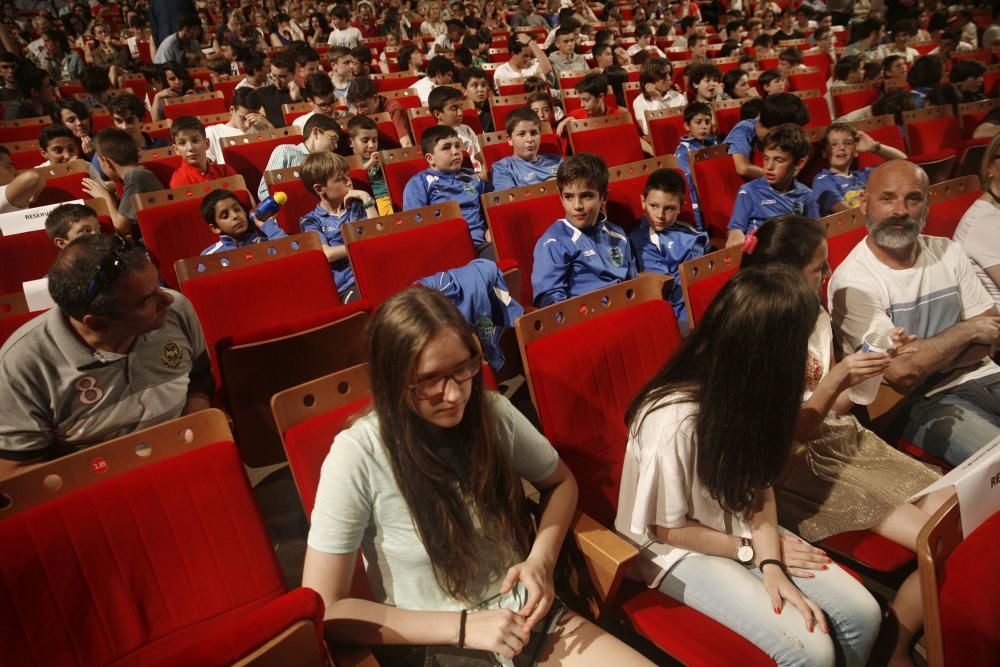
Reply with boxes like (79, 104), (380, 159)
(367, 287), (531, 603)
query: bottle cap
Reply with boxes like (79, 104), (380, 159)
(273, 192), (288, 205)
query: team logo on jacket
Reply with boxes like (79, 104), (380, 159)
(793, 202), (805, 215)
(608, 247), (625, 267)
(161, 340), (183, 369)
(474, 315), (495, 345)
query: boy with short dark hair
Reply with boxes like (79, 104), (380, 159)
(491, 107), (562, 191)
(346, 76), (413, 147)
(81, 127), (164, 236)
(777, 47), (804, 74)
(199, 189), (286, 255)
(411, 55), (458, 105)
(674, 102), (718, 230)
(168, 116), (237, 188)
(205, 87), (273, 163)
(347, 114), (392, 215)
(757, 68), (786, 96)
(299, 152), (377, 302)
(403, 125), (492, 255)
(628, 168), (707, 326)
(460, 67), (494, 133)
(531, 153), (636, 307)
(258, 113), (342, 201)
(727, 123), (819, 248)
(44, 203), (101, 248)
(724, 91), (809, 179)
(556, 71), (611, 136)
(37, 124), (80, 166)
(686, 63), (723, 103)
(293, 72), (338, 129)
(812, 122), (907, 215)
(951, 59), (987, 102)
(427, 84), (484, 176)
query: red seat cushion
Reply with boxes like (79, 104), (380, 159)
(685, 265), (738, 327)
(570, 123), (644, 168)
(648, 113), (686, 157)
(820, 531), (914, 572)
(0, 230), (59, 294)
(925, 190), (981, 238)
(0, 440), (288, 666)
(939, 510), (1000, 666)
(692, 153), (744, 239)
(621, 586), (774, 667)
(607, 167), (695, 234)
(222, 134), (302, 198)
(382, 157), (426, 210)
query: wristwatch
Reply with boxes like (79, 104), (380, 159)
(736, 537), (755, 564)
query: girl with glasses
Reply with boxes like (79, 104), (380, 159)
(303, 287), (652, 666)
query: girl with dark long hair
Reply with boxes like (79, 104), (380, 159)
(615, 265), (881, 666)
(303, 288), (651, 666)
(740, 216), (950, 667)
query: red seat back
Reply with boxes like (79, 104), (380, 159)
(0, 309), (41, 347)
(135, 178), (252, 289)
(372, 73), (420, 92)
(802, 53), (832, 82)
(714, 103), (745, 137)
(831, 85), (880, 118)
(380, 147), (426, 210)
(0, 230), (59, 295)
(795, 90), (832, 128)
(957, 99), (1000, 139)
(924, 175), (982, 239)
(345, 213), (476, 308)
(0, 418), (288, 667)
(788, 69), (827, 95)
(264, 166), (318, 235)
(0, 117), (51, 143)
(567, 114), (643, 167)
(679, 246), (742, 328)
(33, 163), (90, 206)
(490, 94), (529, 134)
(220, 129), (302, 198)
(163, 97), (228, 120)
(824, 209), (868, 275)
(483, 182), (565, 305)
(181, 250), (343, 385)
(2, 141), (42, 170)
(855, 119), (907, 170)
(137, 146), (183, 186)
(606, 157), (694, 234)
(519, 281), (681, 523)
(646, 108), (687, 157)
(691, 144), (744, 240)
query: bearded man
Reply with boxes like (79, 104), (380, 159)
(829, 160), (1000, 466)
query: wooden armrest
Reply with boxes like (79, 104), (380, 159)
(331, 644), (380, 667)
(571, 511), (638, 621)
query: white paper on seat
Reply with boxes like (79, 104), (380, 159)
(22, 276), (55, 312)
(0, 199), (85, 236)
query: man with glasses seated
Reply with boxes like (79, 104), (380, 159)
(257, 113), (342, 201)
(291, 73), (339, 131)
(205, 87), (275, 165)
(0, 235), (214, 479)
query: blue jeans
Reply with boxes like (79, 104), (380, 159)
(901, 373), (1000, 466)
(658, 549), (881, 667)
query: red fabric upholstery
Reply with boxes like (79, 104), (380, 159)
(715, 104), (743, 137)
(143, 587), (324, 667)
(0, 440), (296, 667)
(826, 225), (867, 274)
(482, 134), (562, 170)
(526, 300), (680, 524)
(685, 266), (738, 328)
(802, 53), (832, 82)
(221, 134), (302, 198)
(925, 189), (981, 238)
(856, 124), (906, 170)
(788, 72), (827, 95)
(648, 113), (686, 156)
(34, 171), (89, 206)
(6, 145), (42, 170)
(497, 81), (528, 96)
(163, 98), (228, 120)
(832, 88), (880, 118)
(621, 586), (774, 667)
(373, 74), (419, 92)
(267, 173), (317, 235)
(607, 167), (695, 234)
(906, 116), (963, 155)
(820, 531), (914, 572)
(0, 122), (52, 143)
(692, 151), (744, 239)
(409, 112), (437, 146)
(137, 154), (182, 187)
(348, 217), (476, 307)
(939, 510), (1000, 666)
(491, 99), (527, 130)
(801, 94), (832, 129)
(137, 188), (252, 289)
(569, 123), (643, 167)
(0, 310), (43, 347)
(0, 230), (58, 294)
(213, 78), (240, 105)
(485, 191), (565, 305)
(382, 156), (426, 210)
(180, 250), (345, 384)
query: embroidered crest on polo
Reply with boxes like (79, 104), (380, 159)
(474, 315), (496, 344)
(608, 247), (625, 267)
(160, 340), (182, 369)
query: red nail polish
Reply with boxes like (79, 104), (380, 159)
(821, 565), (829, 570)
(774, 606), (780, 614)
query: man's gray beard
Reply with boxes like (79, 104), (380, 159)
(868, 215), (924, 249)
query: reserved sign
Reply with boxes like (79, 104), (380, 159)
(0, 200), (85, 236)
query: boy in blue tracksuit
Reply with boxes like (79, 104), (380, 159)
(200, 189), (287, 255)
(727, 123), (819, 248)
(673, 102), (718, 231)
(531, 153), (637, 307)
(403, 125), (494, 257)
(299, 151), (378, 303)
(491, 107), (563, 192)
(812, 122), (907, 215)
(629, 168), (708, 328)
(723, 92), (810, 180)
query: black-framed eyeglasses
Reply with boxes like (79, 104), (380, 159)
(407, 354), (483, 400)
(80, 235), (129, 316)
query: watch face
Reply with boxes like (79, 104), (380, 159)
(737, 545), (754, 563)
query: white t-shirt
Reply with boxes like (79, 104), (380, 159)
(632, 91), (685, 136)
(292, 110), (316, 130)
(614, 396), (752, 588)
(328, 26), (363, 48)
(492, 60), (541, 83)
(307, 392), (559, 611)
(828, 234), (999, 396)
(804, 310), (835, 401)
(954, 199), (1000, 307)
(204, 123), (245, 164)
(410, 76), (436, 105)
(0, 184), (15, 213)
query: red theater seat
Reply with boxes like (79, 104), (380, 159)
(478, 125), (561, 171)
(691, 144), (744, 241)
(264, 165), (317, 235)
(607, 157), (693, 235)
(924, 175), (981, 239)
(490, 93), (530, 132)
(713, 97), (754, 137)
(137, 145), (182, 185)
(792, 89), (832, 128)
(646, 107), (686, 156)
(380, 145), (426, 210)
(220, 126), (302, 197)
(32, 161), (90, 206)
(566, 112), (643, 168)
(162, 91), (228, 120)
(0, 409), (327, 667)
(831, 83), (880, 118)
(852, 114), (907, 170)
(680, 245), (742, 329)
(0, 230), (58, 295)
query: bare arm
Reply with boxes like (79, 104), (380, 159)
(732, 152), (764, 179)
(885, 308), (1000, 393)
(80, 177), (133, 235)
(654, 520), (742, 558)
(527, 39), (552, 76)
(3, 171), (45, 209)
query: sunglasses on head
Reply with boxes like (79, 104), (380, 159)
(79, 235), (136, 317)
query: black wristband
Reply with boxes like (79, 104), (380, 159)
(759, 559), (786, 574)
(458, 609), (468, 648)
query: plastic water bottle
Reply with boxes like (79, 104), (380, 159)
(847, 329), (892, 405)
(251, 191), (287, 221)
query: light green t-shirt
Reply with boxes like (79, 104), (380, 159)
(307, 391), (559, 612)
